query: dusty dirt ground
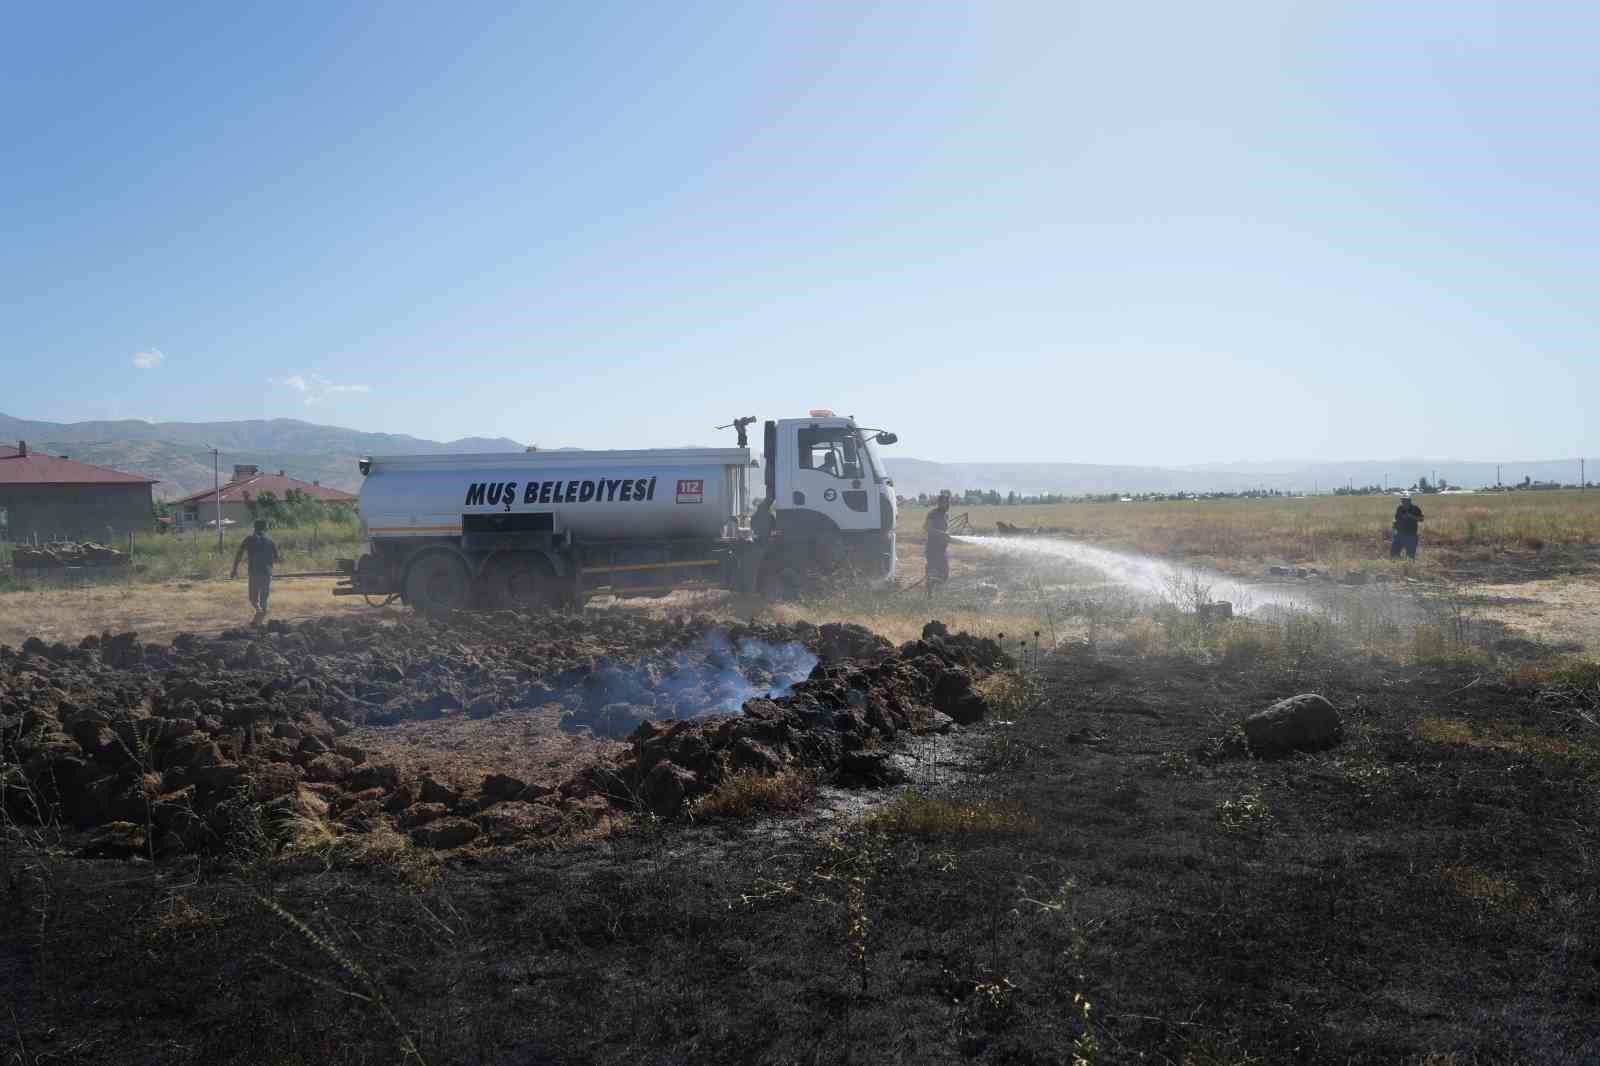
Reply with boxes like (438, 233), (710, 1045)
(0, 576), (394, 648)
(4, 535), (1600, 1064)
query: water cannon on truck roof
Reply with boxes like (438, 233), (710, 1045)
(336, 413), (899, 614)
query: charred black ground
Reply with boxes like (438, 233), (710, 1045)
(4, 610), (1599, 1064)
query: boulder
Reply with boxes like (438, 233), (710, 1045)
(1243, 694), (1343, 755)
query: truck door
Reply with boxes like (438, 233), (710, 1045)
(776, 421), (880, 532)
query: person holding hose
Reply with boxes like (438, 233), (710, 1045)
(231, 519), (281, 624)
(924, 491), (952, 592)
(1391, 495), (1425, 559)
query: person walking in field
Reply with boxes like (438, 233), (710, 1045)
(231, 519), (280, 624)
(1390, 495), (1425, 559)
(924, 491), (952, 593)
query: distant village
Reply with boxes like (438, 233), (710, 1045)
(905, 474), (1589, 508)
(0, 442), (355, 544)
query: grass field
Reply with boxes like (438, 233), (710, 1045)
(901, 489), (1600, 576)
(8, 494), (1600, 1063)
(0, 527), (371, 646)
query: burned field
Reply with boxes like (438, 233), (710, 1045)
(5, 602), (1600, 1064)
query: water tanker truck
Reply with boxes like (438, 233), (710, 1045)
(335, 412), (899, 613)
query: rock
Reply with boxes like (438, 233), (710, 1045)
(263, 784), (331, 824)
(563, 795), (612, 823)
(192, 763), (245, 792)
(836, 750), (908, 788)
(384, 779), (421, 813)
(410, 817), (480, 849)
(303, 753), (355, 783)
(481, 772), (530, 801)
(419, 774), (461, 808)
(79, 821), (147, 859)
(249, 766), (302, 802)
(467, 698), (499, 719)
(297, 734), (329, 755)
(349, 763), (400, 792)
(1243, 694), (1343, 755)
(1340, 570), (1368, 586)
(932, 670), (988, 725)
(1196, 601), (1234, 623)
(398, 802), (452, 829)
(272, 722), (303, 741)
(473, 800), (564, 842)
(334, 744), (366, 764)
(731, 737), (782, 775)
(640, 760), (699, 817)
(911, 709), (955, 735)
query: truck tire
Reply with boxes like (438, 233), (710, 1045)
(404, 551), (471, 617)
(484, 553), (554, 610)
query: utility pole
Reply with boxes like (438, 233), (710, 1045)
(1497, 464), (1501, 488)
(212, 448), (222, 550)
(1583, 458), (1587, 491)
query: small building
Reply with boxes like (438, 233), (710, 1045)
(0, 441), (158, 542)
(172, 465), (357, 530)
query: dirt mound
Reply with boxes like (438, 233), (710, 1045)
(1, 615), (1008, 857)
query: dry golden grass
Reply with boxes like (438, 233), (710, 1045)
(864, 791), (1038, 835)
(1440, 865), (1536, 915)
(904, 489), (1600, 572)
(694, 768), (817, 818)
(0, 575), (393, 647)
(1414, 715), (1594, 760)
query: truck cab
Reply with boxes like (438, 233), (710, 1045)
(762, 413), (897, 582)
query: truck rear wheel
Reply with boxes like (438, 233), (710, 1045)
(485, 553), (554, 610)
(404, 552), (471, 617)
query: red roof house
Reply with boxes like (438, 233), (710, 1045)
(0, 441), (158, 541)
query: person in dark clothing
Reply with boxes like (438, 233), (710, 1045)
(231, 519), (281, 623)
(1390, 496), (1425, 559)
(924, 492), (951, 592)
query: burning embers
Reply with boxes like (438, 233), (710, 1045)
(560, 632), (821, 739)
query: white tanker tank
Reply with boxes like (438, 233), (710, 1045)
(336, 413), (899, 613)
(358, 449), (754, 543)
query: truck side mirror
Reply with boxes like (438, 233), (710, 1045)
(874, 432), (898, 446)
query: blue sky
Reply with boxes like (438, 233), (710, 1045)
(3, 1), (1595, 465)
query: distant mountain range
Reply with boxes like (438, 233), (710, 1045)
(881, 457), (1592, 498)
(0, 413), (523, 499)
(2, 412), (1587, 501)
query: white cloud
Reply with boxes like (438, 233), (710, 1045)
(274, 372), (372, 405)
(132, 348), (165, 369)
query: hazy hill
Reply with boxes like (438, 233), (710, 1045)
(881, 456), (1592, 498)
(0, 412), (524, 499)
(4, 412), (1586, 501)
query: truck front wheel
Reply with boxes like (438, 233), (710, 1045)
(404, 552), (471, 617)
